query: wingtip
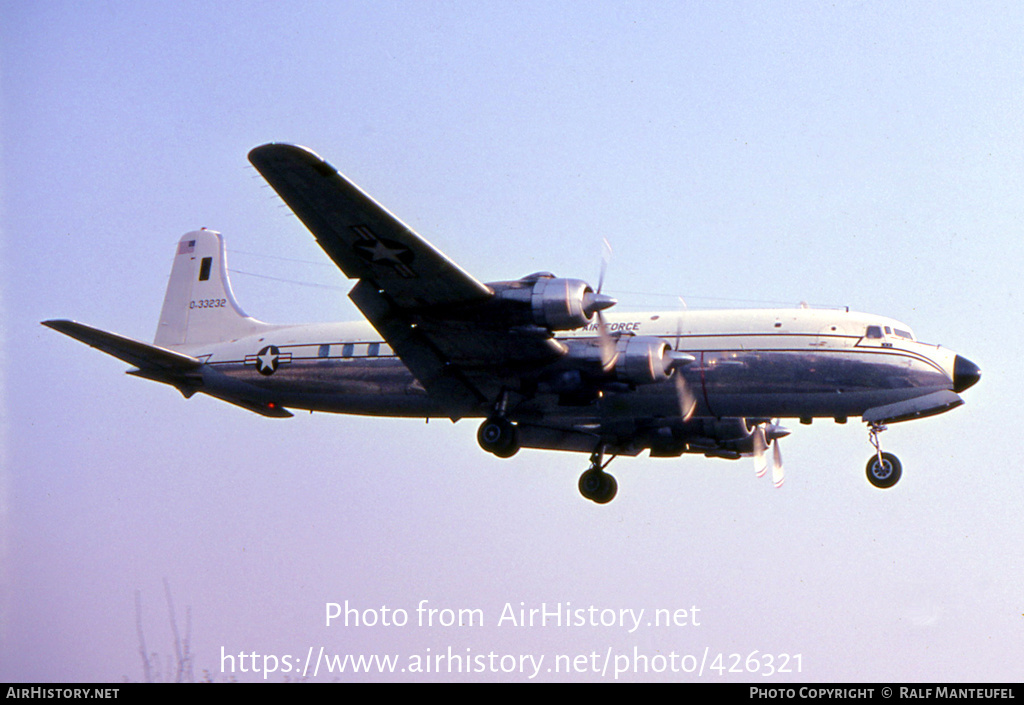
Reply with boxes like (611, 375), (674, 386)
(248, 143), (337, 178)
(41, 319), (73, 332)
(249, 142), (321, 162)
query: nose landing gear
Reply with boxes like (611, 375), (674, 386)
(866, 423), (902, 489)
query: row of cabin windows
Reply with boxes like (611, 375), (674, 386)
(316, 343), (390, 358)
(317, 331), (915, 357)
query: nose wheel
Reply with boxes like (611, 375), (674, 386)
(866, 423), (902, 489)
(578, 447), (618, 504)
(866, 451), (902, 489)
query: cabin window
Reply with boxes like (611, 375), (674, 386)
(342, 343), (354, 358)
(198, 257), (212, 281)
(368, 343), (380, 357)
(318, 344), (330, 358)
(866, 326), (883, 339)
(894, 328), (913, 340)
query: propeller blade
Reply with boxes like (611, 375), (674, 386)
(771, 440), (784, 488)
(752, 419), (787, 486)
(596, 310), (617, 373)
(597, 238), (612, 294)
(753, 425), (768, 478)
(590, 238), (617, 373)
(674, 370), (697, 422)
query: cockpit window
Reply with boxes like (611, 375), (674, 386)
(866, 324), (915, 341)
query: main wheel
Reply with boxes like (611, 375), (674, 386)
(477, 418), (519, 457)
(866, 452), (902, 489)
(578, 469), (618, 504)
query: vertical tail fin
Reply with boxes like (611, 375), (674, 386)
(154, 230), (272, 347)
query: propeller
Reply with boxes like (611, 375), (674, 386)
(751, 419), (789, 488)
(586, 239), (618, 372)
(671, 309), (697, 421)
(583, 241), (695, 422)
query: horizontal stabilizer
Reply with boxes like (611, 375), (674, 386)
(42, 320), (201, 371)
(209, 394), (294, 418)
(862, 390), (963, 425)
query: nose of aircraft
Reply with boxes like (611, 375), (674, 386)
(953, 355), (981, 393)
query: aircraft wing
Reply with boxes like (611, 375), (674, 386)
(248, 144), (493, 309)
(249, 144), (566, 414)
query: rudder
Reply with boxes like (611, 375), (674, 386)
(154, 230), (271, 347)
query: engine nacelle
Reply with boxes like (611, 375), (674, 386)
(614, 336), (674, 385)
(530, 276), (597, 331)
(488, 273), (616, 333)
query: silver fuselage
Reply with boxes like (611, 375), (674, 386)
(184, 307), (963, 430)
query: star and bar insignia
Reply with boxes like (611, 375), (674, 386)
(245, 345), (292, 375)
(351, 224), (416, 278)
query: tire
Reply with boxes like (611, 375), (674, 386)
(477, 418), (519, 457)
(866, 452), (902, 489)
(579, 469), (618, 503)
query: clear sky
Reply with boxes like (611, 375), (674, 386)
(1, 0), (1021, 682)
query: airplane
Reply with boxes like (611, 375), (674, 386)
(43, 143), (981, 503)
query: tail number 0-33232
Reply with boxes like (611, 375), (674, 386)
(189, 299), (227, 309)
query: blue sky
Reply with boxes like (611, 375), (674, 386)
(2, 1), (1022, 682)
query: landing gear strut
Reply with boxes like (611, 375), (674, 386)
(865, 422), (902, 489)
(578, 447), (618, 504)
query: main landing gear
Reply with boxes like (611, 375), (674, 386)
(865, 422), (902, 489)
(477, 414), (619, 504)
(578, 447), (618, 504)
(477, 416), (519, 458)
